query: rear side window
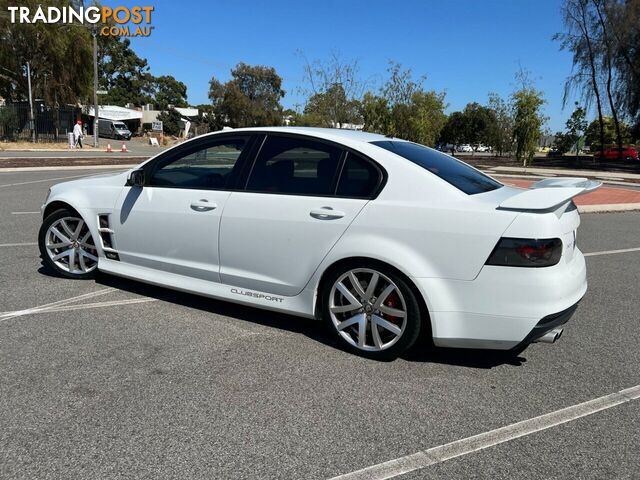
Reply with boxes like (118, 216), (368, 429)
(371, 140), (502, 195)
(246, 135), (342, 195)
(337, 152), (381, 198)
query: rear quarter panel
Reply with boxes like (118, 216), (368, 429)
(303, 143), (520, 291)
(322, 199), (518, 281)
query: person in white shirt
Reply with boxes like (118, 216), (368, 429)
(73, 120), (84, 148)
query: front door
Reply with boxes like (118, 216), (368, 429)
(113, 135), (253, 282)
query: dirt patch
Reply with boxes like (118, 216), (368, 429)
(0, 157), (145, 168)
(0, 141), (103, 152)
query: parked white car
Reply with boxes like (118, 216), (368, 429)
(39, 127), (599, 358)
(458, 144), (473, 153)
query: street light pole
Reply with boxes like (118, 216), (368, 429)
(26, 61), (35, 143)
(92, 29), (99, 147)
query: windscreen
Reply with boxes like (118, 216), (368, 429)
(114, 123), (128, 130)
(371, 140), (502, 195)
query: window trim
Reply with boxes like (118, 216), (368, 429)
(140, 133), (258, 191)
(241, 132), (387, 199)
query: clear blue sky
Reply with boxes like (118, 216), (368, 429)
(107, 0), (576, 131)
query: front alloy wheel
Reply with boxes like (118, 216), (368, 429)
(39, 209), (98, 279)
(322, 265), (422, 359)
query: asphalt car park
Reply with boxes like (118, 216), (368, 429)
(1, 169), (639, 479)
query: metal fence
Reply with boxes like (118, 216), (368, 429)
(0, 102), (81, 143)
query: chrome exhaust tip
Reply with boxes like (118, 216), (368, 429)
(536, 328), (564, 344)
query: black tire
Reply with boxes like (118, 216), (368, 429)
(320, 261), (422, 360)
(38, 208), (97, 280)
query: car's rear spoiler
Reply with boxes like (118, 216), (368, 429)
(498, 177), (602, 211)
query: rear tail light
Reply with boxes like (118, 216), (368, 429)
(486, 238), (562, 267)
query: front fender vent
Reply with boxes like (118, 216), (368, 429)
(97, 214), (119, 260)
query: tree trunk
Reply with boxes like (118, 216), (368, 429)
(593, 0), (623, 154)
(578, 1), (605, 163)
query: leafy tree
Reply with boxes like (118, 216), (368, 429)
(294, 111), (325, 127)
(0, 0), (92, 105)
(591, 0), (623, 150)
(156, 108), (182, 136)
(303, 83), (361, 127)
(362, 62), (446, 146)
(0, 106), (19, 140)
(382, 62), (425, 107)
(552, 131), (575, 155)
(438, 103), (497, 152)
(98, 36), (153, 106)
(487, 93), (514, 155)
(406, 91), (448, 147)
(565, 103), (588, 159)
(607, 0), (640, 126)
(439, 111), (467, 146)
(208, 62), (284, 128)
(300, 52), (364, 127)
(584, 116), (631, 150)
(462, 102), (497, 152)
(631, 121), (640, 144)
(151, 75), (188, 109)
(361, 92), (391, 134)
(555, 0), (607, 155)
(555, 0), (640, 151)
(512, 86), (546, 166)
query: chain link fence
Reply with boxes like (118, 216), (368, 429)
(0, 102), (81, 143)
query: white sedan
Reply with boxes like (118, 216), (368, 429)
(39, 127), (599, 359)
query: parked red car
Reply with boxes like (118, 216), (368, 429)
(593, 147), (639, 160)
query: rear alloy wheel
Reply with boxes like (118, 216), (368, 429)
(322, 266), (421, 359)
(39, 209), (98, 279)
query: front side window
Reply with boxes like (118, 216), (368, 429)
(371, 140), (502, 195)
(246, 135), (342, 195)
(150, 138), (247, 189)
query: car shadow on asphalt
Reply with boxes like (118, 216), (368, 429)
(37, 266), (526, 369)
(402, 345), (527, 369)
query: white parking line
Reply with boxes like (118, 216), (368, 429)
(11, 211), (39, 215)
(584, 247), (640, 257)
(0, 165), (134, 173)
(42, 297), (156, 313)
(328, 385), (640, 480)
(0, 242), (37, 248)
(0, 173), (93, 188)
(0, 288), (115, 321)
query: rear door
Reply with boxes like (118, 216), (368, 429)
(219, 134), (384, 296)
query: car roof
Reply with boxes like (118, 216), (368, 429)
(216, 126), (393, 145)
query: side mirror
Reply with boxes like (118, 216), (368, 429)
(126, 169), (145, 187)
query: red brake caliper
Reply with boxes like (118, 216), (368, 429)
(383, 291), (401, 324)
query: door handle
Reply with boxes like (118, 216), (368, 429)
(190, 199), (217, 212)
(310, 207), (345, 220)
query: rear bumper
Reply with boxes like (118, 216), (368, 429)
(511, 301), (579, 351)
(416, 248), (587, 350)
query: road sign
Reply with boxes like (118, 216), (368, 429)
(152, 121), (163, 131)
(96, 90), (108, 95)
